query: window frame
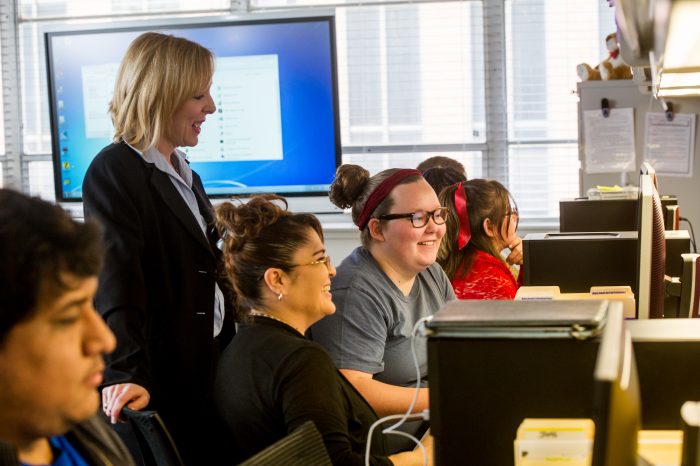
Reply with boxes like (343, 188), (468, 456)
(1, 0), (592, 226)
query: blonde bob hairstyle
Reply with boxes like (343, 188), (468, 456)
(109, 32), (215, 152)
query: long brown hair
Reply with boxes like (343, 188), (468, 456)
(437, 179), (517, 280)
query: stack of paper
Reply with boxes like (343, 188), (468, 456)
(514, 418), (594, 466)
(515, 286), (636, 318)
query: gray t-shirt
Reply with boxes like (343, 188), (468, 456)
(310, 246), (456, 387)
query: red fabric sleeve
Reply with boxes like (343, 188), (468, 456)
(450, 251), (519, 300)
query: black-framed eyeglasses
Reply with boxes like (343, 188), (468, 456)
(375, 207), (449, 228)
(503, 207), (520, 230)
(290, 255), (333, 272)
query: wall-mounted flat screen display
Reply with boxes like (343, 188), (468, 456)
(45, 15), (340, 201)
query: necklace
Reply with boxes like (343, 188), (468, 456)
(249, 310), (303, 335)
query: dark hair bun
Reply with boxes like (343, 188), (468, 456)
(329, 164), (370, 209)
(216, 195), (288, 252)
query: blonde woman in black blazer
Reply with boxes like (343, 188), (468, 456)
(82, 32), (234, 464)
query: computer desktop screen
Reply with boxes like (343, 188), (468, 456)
(636, 173), (666, 319)
(591, 305), (641, 466)
(45, 15), (341, 202)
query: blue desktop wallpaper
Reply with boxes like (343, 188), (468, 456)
(47, 18), (340, 200)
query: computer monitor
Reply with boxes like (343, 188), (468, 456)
(629, 319), (700, 430)
(426, 299), (610, 466)
(44, 14), (341, 205)
(522, 231), (639, 294)
(641, 161), (659, 191)
(681, 401), (700, 466)
(559, 198), (638, 232)
(591, 304), (641, 466)
(636, 173), (666, 319)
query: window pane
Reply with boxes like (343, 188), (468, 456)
(508, 143), (579, 220)
(252, 0), (407, 6)
(19, 0), (230, 19)
(338, 2), (485, 146)
(0, 40), (4, 156)
(20, 23), (52, 155)
(505, 0), (615, 141)
(343, 151), (482, 179)
(19, 6), (232, 155)
(28, 160), (55, 200)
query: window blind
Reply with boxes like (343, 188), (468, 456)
(17, 0), (230, 20)
(504, 0), (615, 219)
(0, 47), (4, 156)
(8, 0), (232, 198)
(1, 0), (21, 189)
(335, 2), (486, 147)
(5, 0), (620, 226)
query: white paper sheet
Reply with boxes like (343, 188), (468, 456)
(583, 108), (636, 173)
(644, 112), (696, 177)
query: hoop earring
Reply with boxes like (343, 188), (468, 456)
(277, 293), (284, 301)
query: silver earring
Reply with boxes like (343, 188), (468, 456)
(277, 293), (283, 301)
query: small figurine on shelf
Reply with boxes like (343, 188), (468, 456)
(577, 32), (633, 81)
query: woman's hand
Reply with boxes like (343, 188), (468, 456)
(102, 383), (150, 424)
(505, 236), (523, 265)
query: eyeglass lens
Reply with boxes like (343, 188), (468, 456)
(411, 208), (448, 227)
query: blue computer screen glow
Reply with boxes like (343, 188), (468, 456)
(46, 16), (340, 201)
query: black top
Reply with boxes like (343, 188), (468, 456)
(82, 142), (235, 462)
(214, 317), (392, 466)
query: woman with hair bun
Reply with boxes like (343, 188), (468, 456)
(437, 179), (523, 300)
(310, 165), (455, 450)
(213, 195), (431, 466)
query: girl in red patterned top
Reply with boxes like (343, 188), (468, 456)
(437, 180), (523, 300)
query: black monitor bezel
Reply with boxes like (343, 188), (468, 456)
(44, 14), (342, 202)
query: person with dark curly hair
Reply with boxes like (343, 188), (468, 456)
(213, 195), (431, 465)
(0, 189), (134, 466)
(310, 165), (456, 451)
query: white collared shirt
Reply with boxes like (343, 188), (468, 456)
(130, 143), (225, 337)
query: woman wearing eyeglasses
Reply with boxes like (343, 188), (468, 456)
(213, 195), (431, 465)
(310, 165), (456, 451)
(437, 179), (523, 300)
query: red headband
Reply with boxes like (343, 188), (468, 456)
(454, 182), (471, 250)
(356, 169), (422, 230)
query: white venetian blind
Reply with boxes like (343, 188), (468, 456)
(505, 0), (615, 220)
(17, 0), (230, 19)
(15, 0), (231, 200)
(0, 46), (4, 157)
(252, 0), (619, 225)
(9, 0), (620, 224)
(253, 0), (486, 178)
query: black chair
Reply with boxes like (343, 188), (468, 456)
(238, 421), (331, 466)
(121, 407), (184, 466)
(0, 440), (17, 464)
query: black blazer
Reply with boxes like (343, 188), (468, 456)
(83, 142), (234, 459)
